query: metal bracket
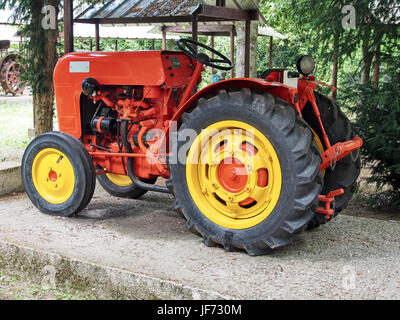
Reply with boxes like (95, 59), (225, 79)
(320, 137), (363, 170)
(316, 188), (345, 219)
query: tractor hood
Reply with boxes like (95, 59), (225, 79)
(54, 50), (193, 87)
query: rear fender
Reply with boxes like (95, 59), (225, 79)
(171, 78), (300, 123)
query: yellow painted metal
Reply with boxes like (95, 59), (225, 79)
(186, 120), (282, 230)
(106, 173), (133, 187)
(310, 128), (325, 176)
(32, 148), (75, 204)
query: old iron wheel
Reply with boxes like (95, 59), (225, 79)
(1, 61), (26, 95)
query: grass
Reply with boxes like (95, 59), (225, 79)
(0, 270), (93, 300)
(0, 100), (33, 162)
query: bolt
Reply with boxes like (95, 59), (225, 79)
(58, 173), (62, 178)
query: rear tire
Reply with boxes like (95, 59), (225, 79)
(168, 88), (323, 255)
(303, 93), (361, 229)
(22, 132), (96, 217)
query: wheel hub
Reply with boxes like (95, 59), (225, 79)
(48, 170), (58, 182)
(217, 157), (248, 193)
(32, 148), (75, 204)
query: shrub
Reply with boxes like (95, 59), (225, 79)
(349, 56), (400, 208)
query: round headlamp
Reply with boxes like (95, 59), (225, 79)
(296, 55), (315, 76)
(82, 77), (99, 97)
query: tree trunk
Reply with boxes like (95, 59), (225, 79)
(373, 41), (381, 89)
(33, 93), (54, 135)
(361, 29), (384, 86)
(32, 0), (59, 136)
(331, 34), (339, 99)
(360, 31), (373, 85)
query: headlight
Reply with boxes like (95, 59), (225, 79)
(82, 77), (99, 97)
(296, 55), (315, 76)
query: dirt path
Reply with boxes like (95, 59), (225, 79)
(0, 187), (400, 300)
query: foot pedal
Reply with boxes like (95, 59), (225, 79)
(316, 188), (344, 219)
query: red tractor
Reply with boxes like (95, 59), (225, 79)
(22, 39), (362, 255)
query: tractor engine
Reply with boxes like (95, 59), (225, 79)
(80, 80), (179, 180)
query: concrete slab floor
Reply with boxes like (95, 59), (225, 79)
(0, 186), (399, 300)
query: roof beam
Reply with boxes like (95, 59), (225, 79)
(75, 16), (194, 24)
(163, 25), (236, 36)
(199, 5), (258, 21)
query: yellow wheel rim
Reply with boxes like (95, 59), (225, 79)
(186, 120), (282, 230)
(106, 173), (133, 187)
(32, 148), (75, 204)
(310, 128), (325, 176)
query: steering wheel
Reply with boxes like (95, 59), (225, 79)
(177, 38), (233, 71)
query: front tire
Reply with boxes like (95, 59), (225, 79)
(168, 89), (323, 255)
(22, 132), (96, 217)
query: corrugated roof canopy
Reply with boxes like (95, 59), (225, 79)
(73, 0), (266, 24)
(74, 24), (180, 40)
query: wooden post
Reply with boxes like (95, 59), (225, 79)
(115, 39), (118, 51)
(244, 19), (250, 78)
(192, 13), (198, 53)
(269, 36), (273, 68)
(64, 0), (74, 53)
(152, 39), (155, 50)
(211, 35), (215, 76)
(90, 38), (93, 51)
(161, 26), (167, 50)
(230, 26), (235, 78)
(95, 22), (100, 51)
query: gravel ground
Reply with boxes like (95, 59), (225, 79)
(0, 186), (399, 300)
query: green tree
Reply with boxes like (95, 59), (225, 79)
(350, 55), (400, 206)
(1, 0), (60, 135)
(259, 0), (399, 87)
